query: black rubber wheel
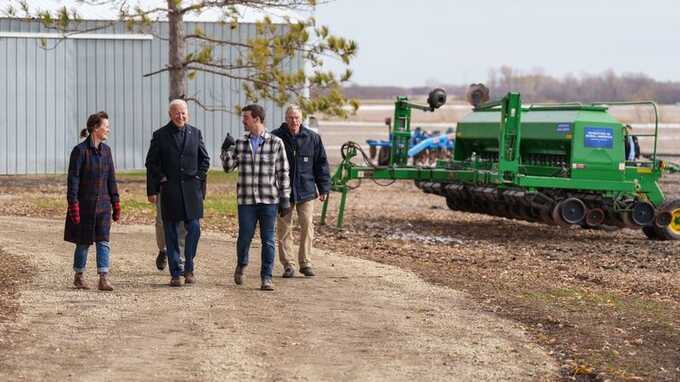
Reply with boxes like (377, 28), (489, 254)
(539, 207), (555, 225)
(585, 208), (605, 227)
(446, 197), (457, 211)
(642, 225), (661, 240)
(551, 203), (570, 226)
(655, 198), (680, 240)
(560, 197), (586, 224)
(632, 201), (656, 226)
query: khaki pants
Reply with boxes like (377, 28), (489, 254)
(155, 194), (185, 257)
(276, 199), (314, 269)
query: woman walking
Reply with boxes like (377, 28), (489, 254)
(64, 111), (120, 291)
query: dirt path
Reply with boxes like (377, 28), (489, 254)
(0, 216), (557, 381)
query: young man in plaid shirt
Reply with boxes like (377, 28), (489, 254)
(220, 104), (291, 291)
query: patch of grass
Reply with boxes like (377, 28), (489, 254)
(117, 169), (238, 183)
(204, 195), (238, 216)
(121, 198), (156, 213)
(523, 287), (671, 315)
(33, 196), (65, 210)
(117, 169), (147, 178)
(524, 287), (618, 305)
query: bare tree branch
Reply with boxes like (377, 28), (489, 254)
(185, 96), (232, 112)
(186, 64), (305, 99)
(181, 0), (312, 14)
(184, 34), (252, 48)
(183, 59), (256, 71)
(143, 66), (175, 78)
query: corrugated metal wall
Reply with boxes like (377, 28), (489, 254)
(0, 18), (301, 174)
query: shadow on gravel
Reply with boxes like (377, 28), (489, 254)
(0, 248), (33, 352)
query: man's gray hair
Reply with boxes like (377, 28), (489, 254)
(169, 98), (188, 111)
(285, 104), (302, 117)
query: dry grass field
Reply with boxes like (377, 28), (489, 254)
(321, 101), (680, 125)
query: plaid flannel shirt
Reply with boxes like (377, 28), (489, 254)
(221, 130), (291, 205)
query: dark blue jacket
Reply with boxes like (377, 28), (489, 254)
(272, 124), (331, 203)
(145, 122), (210, 222)
(64, 136), (119, 244)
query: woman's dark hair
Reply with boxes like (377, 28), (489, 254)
(80, 111), (109, 138)
(242, 104), (265, 123)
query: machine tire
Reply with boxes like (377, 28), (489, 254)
(655, 198), (680, 240)
(560, 197), (586, 224)
(551, 202), (570, 226)
(539, 207), (555, 225)
(446, 197), (457, 211)
(642, 225), (661, 240)
(378, 147), (390, 166)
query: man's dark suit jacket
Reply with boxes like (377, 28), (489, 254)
(625, 134), (641, 161)
(145, 121), (210, 222)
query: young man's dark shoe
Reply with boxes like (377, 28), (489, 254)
(234, 264), (246, 285)
(300, 266), (315, 277)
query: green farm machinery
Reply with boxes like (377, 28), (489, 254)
(320, 86), (680, 240)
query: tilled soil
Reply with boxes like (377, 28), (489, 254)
(316, 174), (680, 381)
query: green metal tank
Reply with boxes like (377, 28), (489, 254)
(455, 105), (627, 182)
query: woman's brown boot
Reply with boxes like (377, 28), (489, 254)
(98, 273), (114, 291)
(73, 272), (90, 290)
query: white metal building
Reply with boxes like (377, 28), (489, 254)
(0, 17), (301, 174)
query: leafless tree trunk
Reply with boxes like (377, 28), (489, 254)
(168, 0), (186, 101)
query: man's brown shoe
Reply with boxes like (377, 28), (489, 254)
(73, 272), (90, 290)
(234, 265), (246, 285)
(282, 266), (295, 278)
(169, 277), (183, 287)
(184, 272), (195, 284)
(98, 273), (114, 291)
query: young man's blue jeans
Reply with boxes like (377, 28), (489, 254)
(237, 203), (277, 280)
(73, 241), (110, 273)
(163, 219), (201, 278)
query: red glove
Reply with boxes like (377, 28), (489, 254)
(112, 201), (121, 222)
(67, 202), (80, 225)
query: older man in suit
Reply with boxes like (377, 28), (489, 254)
(145, 99), (210, 287)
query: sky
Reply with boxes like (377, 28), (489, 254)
(15, 0), (680, 87)
(313, 0), (680, 86)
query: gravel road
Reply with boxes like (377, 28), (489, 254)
(0, 216), (557, 381)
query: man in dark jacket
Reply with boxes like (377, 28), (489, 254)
(271, 105), (331, 278)
(145, 99), (210, 287)
(624, 124), (641, 161)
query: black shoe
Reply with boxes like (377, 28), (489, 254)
(234, 265), (246, 285)
(282, 266), (296, 278)
(184, 272), (195, 284)
(300, 266), (315, 277)
(156, 250), (167, 271)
